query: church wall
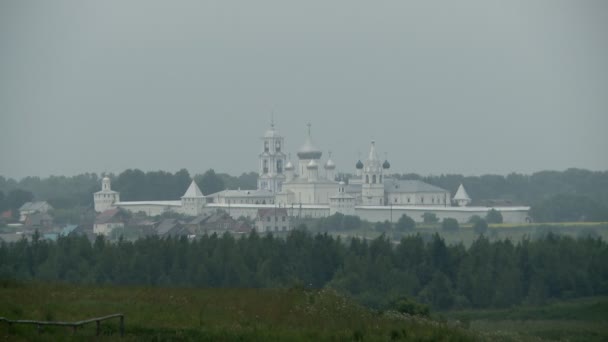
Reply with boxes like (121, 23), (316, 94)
(386, 191), (451, 206)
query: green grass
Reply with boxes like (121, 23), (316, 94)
(0, 282), (478, 341)
(445, 297), (608, 342)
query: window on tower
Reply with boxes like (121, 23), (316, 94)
(275, 141), (281, 152)
(263, 160), (268, 174)
(277, 160), (283, 173)
(264, 141), (269, 152)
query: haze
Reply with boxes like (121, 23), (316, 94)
(1, 0), (607, 179)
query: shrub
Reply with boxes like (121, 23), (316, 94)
(441, 218), (459, 232)
(395, 214), (415, 231)
(473, 219), (488, 234)
(422, 212), (439, 224)
(485, 209), (503, 224)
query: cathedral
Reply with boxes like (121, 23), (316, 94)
(93, 121), (530, 225)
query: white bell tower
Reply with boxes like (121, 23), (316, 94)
(257, 118), (287, 192)
(361, 141), (385, 206)
(93, 175), (120, 212)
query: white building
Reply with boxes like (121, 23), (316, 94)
(257, 119), (287, 193)
(93, 176), (120, 212)
(92, 121), (531, 224)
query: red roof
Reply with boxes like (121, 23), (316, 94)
(257, 208), (288, 218)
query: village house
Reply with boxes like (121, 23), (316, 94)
(93, 208), (127, 236)
(255, 208), (291, 233)
(19, 201), (53, 222)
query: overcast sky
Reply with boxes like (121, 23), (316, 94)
(1, 0), (607, 179)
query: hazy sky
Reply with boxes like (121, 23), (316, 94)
(1, 0), (607, 179)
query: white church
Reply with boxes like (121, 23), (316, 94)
(94, 122), (530, 224)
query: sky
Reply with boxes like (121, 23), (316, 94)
(1, 0), (607, 179)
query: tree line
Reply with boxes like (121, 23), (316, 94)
(1, 229), (606, 311)
(1, 168), (607, 222)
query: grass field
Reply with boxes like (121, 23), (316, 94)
(445, 296), (608, 342)
(0, 281), (477, 341)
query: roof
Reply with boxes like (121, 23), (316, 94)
(182, 180), (204, 198)
(453, 184), (471, 201)
(330, 192), (355, 200)
(156, 219), (182, 235)
(208, 189), (275, 198)
(114, 201), (182, 207)
(19, 201), (52, 212)
(60, 224), (78, 236)
(257, 208), (288, 218)
(383, 179), (448, 194)
(95, 208), (124, 224)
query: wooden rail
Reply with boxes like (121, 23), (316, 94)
(0, 313), (124, 336)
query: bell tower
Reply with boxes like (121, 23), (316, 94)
(257, 117), (287, 192)
(361, 140), (385, 205)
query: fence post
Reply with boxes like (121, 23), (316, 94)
(96, 320), (101, 336)
(119, 315), (124, 337)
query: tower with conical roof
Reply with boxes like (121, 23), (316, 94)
(453, 184), (471, 207)
(181, 179), (205, 216)
(361, 140), (385, 205)
(257, 118), (287, 192)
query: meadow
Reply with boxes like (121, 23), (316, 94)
(0, 281), (475, 341)
(445, 296), (608, 342)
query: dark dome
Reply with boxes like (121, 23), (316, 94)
(356, 160), (364, 169)
(382, 160), (391, 169)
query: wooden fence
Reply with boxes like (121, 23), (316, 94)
(0, 313), (124, 336)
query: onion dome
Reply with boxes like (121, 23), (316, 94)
(382, 160), (391, 169)
(306, 159), (318, 169)
(355, 160), (364, 169)
(325, 159), (336, 169)
(285, 160), (294, 170)
(297, 123), (322, 160)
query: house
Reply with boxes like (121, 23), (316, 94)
(255, 208), (291, 233)
(24, 212), (53, 230)
(187, 212), (251, 235)
(19, 201), (53, 222)
(156, 218), (191, 237)
(93, 208), (127, 236)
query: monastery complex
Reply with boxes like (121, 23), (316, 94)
(94, 122), (530, 226)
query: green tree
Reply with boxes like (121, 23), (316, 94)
(441, 218), (459, 232)
(473, 218), (488, 235)
(486, 209), (503, 224)
(395, 214), (415, 231)
(196, 169), (225, 195)
(422, 212), (439, 224)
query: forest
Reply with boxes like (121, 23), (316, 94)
(1, 168), (607, 223)
(1, 229), (606, 311)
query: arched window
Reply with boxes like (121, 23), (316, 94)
(365, 175), (369, 183)
(379, 175), (382, 183)
(264, 141), (269, 152)
(277, 160), (283, 173)
(372, 175), (376, 184)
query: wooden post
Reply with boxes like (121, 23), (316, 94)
(73, 324), (77, 334)
(96, 320), (101, 336)
(37, 324), (41, 334)
(119, 315), (124, 337)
